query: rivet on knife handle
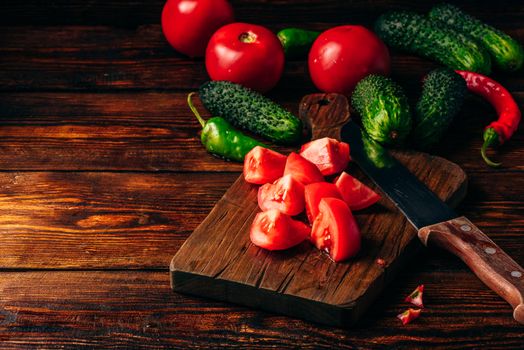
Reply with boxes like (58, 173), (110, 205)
(418, 217), (524, 324)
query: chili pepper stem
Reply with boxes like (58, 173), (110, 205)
(481, 128), (502, 167)
(187, 92), (206, 128)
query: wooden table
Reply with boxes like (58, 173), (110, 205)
(0, 1), (522, 348)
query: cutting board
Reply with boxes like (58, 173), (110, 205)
(170, 94), (468, 327)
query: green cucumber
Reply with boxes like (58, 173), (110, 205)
(351, 75), (412, 146)
(411, 68), (467, 149)
(429, 3), (524, 72)
(277, 28), (320, 59)
(375, 10), (492, 74)
(199, 81), (303, 145)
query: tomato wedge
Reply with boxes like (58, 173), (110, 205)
(304, 182), (342, 225)
(250, 209), (310, 250)
(284, 152), (324, 185)
(299, 137), (350, 175)
(311, 198), (361, 262)
(244, 146), (287, 185)
(258, 174), (305, 216)
(334, 171), (381, 210)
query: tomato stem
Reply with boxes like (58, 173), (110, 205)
(187, 92), (206, 128)
(238, 31), (257, 43)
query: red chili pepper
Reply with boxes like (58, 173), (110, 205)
(405, 284), (424, 308)
(397, 308), (421, 325)
(455, 70), (521, 167)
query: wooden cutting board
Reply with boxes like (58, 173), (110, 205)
(170, 94), (467, 327)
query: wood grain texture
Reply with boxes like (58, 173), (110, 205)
(170, 95), (467, 326)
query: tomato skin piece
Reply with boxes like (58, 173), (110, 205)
(161, 0), (234, 57)
(250, 209), (310, 250)
(304, 182), (342, 225)
(311, 198), (361, 262)
(205, 22), (285, 93)
(308, 25), (390, 95)
(284, 152), (324, 185)
(258, 175), (305, 216)
(243, 146), (287, 185)
(299, 137), (351, 175)
(334, 172), (381, 211)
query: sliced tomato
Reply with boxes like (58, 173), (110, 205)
(334, 171), (381, 210)
(311, 198), (360, 262)
(250, 209), (310, 250)
(299, 137), (350, 175)
(284, 152), (324, 185)
(304, 182), (342, 225)
(258, 174), (305, 216)
(244, 146), (287, 185)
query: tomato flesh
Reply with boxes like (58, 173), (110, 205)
(304, 182), (342, 225)
(284, 152), (324, 185)
(250, 209), (310, 250)
(300, 137), (350, 175)
(334, 171), (381, 210)
(311, 198), (360, 262)
(244, 146), (287, 185)
(258, 174), (305, 216)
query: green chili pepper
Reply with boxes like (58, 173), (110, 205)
(188, 92), (266, 162)
(277, 28), (321, 59)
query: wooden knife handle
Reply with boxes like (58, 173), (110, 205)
(418, 217), (524, 324)
(299, 93), (350, 141)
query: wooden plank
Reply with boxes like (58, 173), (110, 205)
(1, 270), (523, 348)
(0, 25), (523, 91)
(0, 0), (523, 26)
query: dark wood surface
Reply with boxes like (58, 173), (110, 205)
(0, 0), (523, 348)
(171, 93), (467, 327)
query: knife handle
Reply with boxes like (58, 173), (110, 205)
(418, 216), (524, 324)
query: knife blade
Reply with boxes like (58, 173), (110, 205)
(341, 120), (524, 325)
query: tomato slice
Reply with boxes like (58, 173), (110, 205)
(258, 174), (305, 216)
(334, 171), (381, 210)
(304, 182), (342, 225)
(311, 198), (360, 262)
(250, 209), (310, 250)
(284, 152), (324, 185)
(244, 146), (287, 185)
(299, 137), (350, 175)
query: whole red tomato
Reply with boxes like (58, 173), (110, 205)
(205, 22), (285, 93)
(161, 0), (234, 57)
(308, 25), (390, 95)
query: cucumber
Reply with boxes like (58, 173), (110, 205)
(351, 75), (412, 146)
(429, 3), (524, 72)
(277, 28), (320, 59)
(199, 81), (303, 145)
(375, 10), (492, 74)
(411, 68), (467, 149)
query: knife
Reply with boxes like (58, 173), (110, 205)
(341, 118), (524, 324)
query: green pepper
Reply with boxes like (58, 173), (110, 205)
(188, 93), (266, 162)
(277, 28), (321, 59)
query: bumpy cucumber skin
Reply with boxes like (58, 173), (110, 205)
(429, 3), (524, 72)
(351, 75), (412, 146)
(411, 68), (467, 149)
(375, 10), (492, 74)
(199, 81), (303, 145)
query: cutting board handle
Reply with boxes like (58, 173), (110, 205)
(419, 217), (524, 324)
(299, 94), (350, 141)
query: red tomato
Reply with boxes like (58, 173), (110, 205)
(250, 209), (310, 251)
(258, 174), (305, 216)
(244, 146), (287, 185)
(334, 172), (381, 210)
(299, 137), (350, 176)
(284, 152), (324, 186)
(304, 182), (342, 224)
(311, 198), (361, 262)
(308, 25), (390, 95)
(161, 0), (234, 57)
(205, 22), (285, 93)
